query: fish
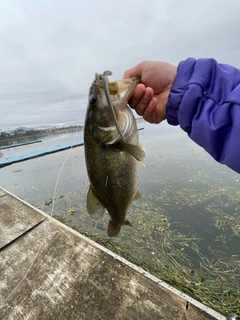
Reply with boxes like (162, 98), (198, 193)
(84, 71), (145, 237)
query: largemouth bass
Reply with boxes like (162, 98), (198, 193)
(84, 71), (145, 237)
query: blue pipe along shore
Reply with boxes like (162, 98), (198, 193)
(0, 141), (84, 168)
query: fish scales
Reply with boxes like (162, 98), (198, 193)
(84, 71), (145, 237)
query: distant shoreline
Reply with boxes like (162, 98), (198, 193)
(0, 118), (144, 144)
(0, 125), (83, 143)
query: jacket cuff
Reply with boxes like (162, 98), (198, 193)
(166, 58), (197, 126)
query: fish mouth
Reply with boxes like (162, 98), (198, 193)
(108, 77), (140, 102)
(95, 72), (140, 103)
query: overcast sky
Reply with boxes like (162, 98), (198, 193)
(1, 0), (240, 130)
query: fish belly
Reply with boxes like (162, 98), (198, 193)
(84, 135), (138, 222)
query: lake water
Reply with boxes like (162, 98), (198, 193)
(0, 122), (239, 316)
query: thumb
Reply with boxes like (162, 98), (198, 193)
(123, 62), (144, 79)
(123, 70), (132, 79)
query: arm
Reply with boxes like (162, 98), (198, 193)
(167, 58), (240, 173)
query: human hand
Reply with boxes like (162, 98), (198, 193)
(123, 61), (177, 124)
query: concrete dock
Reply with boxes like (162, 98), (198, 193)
(0, 187), (225, 319)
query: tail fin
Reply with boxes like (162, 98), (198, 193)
(108, 221), (121, 237)
(107, 220), (132, 237)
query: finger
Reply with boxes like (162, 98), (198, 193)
(142, 98), (158, 123)
(128, 84), (145, 108)
(143, 97), (166, 124)
(133, 87), (154, 116)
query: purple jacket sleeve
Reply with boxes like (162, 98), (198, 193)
(166, 58), (240, 173)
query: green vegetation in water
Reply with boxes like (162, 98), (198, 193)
(44, 198), (52, 206)
(51, 185), (240, 318)
(5, 123), (239, 317)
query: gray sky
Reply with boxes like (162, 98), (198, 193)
(1, 0), (240, 130)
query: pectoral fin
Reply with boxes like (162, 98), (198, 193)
(86, 186), (106, 218)
(133, 190), (142, 201)
(119, 142), (145, 162)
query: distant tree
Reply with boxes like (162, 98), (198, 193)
(1, 132), (10, 137)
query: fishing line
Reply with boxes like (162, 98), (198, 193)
(49, 120), (82, 218)
(102, 71), (126, 143)
(1, 106), (84, 307)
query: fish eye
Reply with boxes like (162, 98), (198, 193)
(89, 94), (97, 105)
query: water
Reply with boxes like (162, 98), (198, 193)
(0, 130), (82, 160)
(0, 123), (239, 315)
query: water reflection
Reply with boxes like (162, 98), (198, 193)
(0, 122), (239, 316)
